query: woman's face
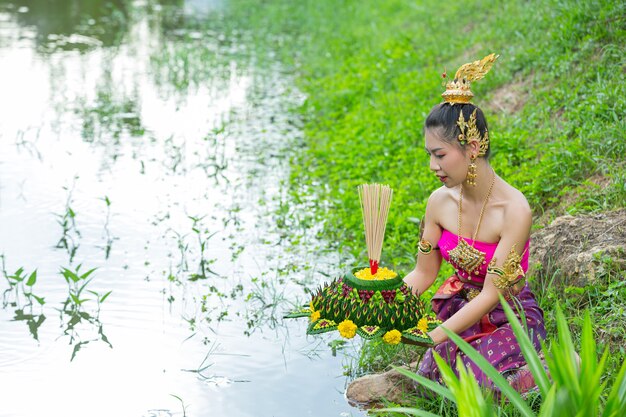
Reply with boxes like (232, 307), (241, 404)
(424, 127), (469, 188)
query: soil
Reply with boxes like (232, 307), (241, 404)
(530, 209), (626, 286)
(485, 78), (531, 114)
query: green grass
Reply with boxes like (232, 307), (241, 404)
(187, 0), (626, 413)
(194, 0), (625, 266)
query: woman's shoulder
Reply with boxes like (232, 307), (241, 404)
(427, 185), (457, 206)
(496, 179), (532, 223)
(425, 186), (458, 227)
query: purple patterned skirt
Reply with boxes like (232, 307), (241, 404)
(417, 275), (546, 395)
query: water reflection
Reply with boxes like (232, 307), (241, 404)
(0, 1), (362, 416)
(55, 179), (81, 262)
(2, 0), (129, 51)
(77, 68), (145, 143)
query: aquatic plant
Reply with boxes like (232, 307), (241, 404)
(188, 215), (219, 281)
(1, 255), (47, 341)
(1, 255), (44, 308)
(59, 264), (112, 360)
(100, 195), (116, 259)
(55, 181), (81, 263)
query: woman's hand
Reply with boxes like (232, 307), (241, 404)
(427, 327), (447, 345)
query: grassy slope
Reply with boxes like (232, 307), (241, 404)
(219, 0), (625, 410)
(222, 0), (625, 266)
(286, 0), (625, 266)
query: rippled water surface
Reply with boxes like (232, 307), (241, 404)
(0, 2), (364, 416)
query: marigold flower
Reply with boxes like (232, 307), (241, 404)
(338, 319), (357, 339)
(310, 310), (321, 322)
(354, 267), (397, 281)
(383, 329), (402, 345)
(417, 317), (429, 334)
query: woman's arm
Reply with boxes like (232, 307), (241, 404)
(404, 191), (444, 295)
(428, 202), (532, 344)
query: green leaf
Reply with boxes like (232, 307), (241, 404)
(373, 407), (440, 417)
(439, 326), (535, 417)
(391, 366), (455, 402)
(100, 290), (112, 303)
(432, 351), (461, 393)
(26, 270), (37, 286)
(499, 294), (551, 397)
(602, 355), (626, 417)
(70, 293), (83, 305)
(9, 267), (24, 282)
(577, 311), (606, 415)
(80, 267), (97, 280)
(546, 305), (581, 407)
(31, 294), (46, 305)
(538, 385), (557, 417)
(62, 268), (80, 283)
(76, 278), (93, 297)
(455, 361), (496, 417)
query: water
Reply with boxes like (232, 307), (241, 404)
(0, 1), (365, 416)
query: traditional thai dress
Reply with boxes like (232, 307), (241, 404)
(417, 229), (546, 394)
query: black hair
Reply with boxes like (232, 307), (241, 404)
(424, 103), (491, 158)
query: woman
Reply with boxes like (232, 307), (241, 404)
(403, 54), (546, 393)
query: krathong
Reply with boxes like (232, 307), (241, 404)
(285, 184), (439, 345)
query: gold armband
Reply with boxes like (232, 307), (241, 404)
(487, 245), (525, 290)
(418, 239), (433, 255)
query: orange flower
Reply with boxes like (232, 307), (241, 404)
(338, 320), (357, 339)
(383, 329), (402, 345)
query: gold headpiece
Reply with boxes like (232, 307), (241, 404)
(457, 109), (489, 157)
(442, 53), (499, 104)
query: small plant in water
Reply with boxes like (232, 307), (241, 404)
(169, 394), (188, 417)
(100, 195), (116, 259)
(1, 254), (47, 341)
(188, 215), (219, 281)
(1, 254), (45, 308)
(55, 181), (81, 262)
(59, 264), (112, 360)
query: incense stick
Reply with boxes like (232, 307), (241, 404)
(358, 183), (393, 274)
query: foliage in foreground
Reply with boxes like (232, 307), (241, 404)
(376, 297), (626, 417)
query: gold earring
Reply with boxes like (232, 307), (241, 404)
(467, 155), (477, 186)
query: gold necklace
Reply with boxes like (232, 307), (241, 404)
(448, 171), (496, 275)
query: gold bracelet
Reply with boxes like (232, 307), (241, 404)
(418, 239), (433, 255)
(488, 245), (525, 290)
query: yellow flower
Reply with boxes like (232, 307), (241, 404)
(383, 329), (402, 345)
(310, 310), (321, 322)
(338, 319), (357, 339)
(354, 267), (398, 281)
(417, 317), (429, 334)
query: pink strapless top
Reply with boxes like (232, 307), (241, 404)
(438, 229), (530, 286)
